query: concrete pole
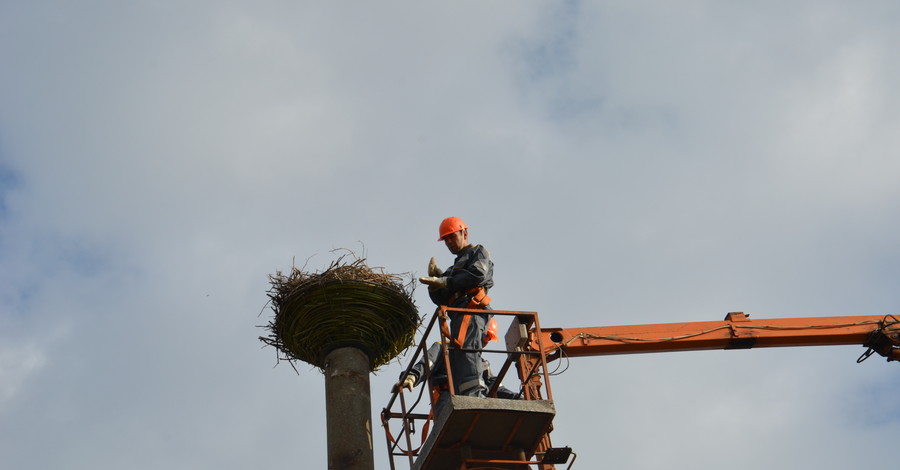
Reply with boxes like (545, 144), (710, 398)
(323, 347), (374, 470)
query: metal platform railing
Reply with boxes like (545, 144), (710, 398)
(382, 308), (573, 470)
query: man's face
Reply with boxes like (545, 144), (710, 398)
(443, 229), (467, 254)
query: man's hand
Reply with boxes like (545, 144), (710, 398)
(428, 257), (442, 277)
(392, 374), (416, 393)
(419, 276), (447, 288)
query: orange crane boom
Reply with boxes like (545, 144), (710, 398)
(533, 312), (900, 362)
(384, 309), (899, 470)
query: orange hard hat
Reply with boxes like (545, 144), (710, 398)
(438, 216), (468, 241)
(485, 317), (499, 342)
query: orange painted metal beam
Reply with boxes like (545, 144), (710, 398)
(535, 312), (900, 361)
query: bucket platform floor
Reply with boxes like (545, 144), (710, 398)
(413, 396), (556, 470)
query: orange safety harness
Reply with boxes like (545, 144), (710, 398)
(448, 286), (492, 309)
(443, 286), (491, 348)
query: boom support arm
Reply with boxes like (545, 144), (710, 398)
(532, 313), (900, 362)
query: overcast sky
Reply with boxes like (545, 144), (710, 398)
(2, 1), (899, 469)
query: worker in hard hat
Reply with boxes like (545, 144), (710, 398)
(394, 317), (518, 412)
(418, 216), (494, 398)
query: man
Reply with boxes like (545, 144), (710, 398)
(418, 216), (494, 398)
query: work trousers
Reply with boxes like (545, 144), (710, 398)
(447, 310), (489, 397)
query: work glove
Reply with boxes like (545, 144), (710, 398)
(427, 257), (442, 277)
(392, 374), (416, 393)
(419, 276), (447, 288)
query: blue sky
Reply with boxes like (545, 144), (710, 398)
(1, 1), (899, 469)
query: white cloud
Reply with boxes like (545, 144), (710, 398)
(1, 1), (899, 469)
(0, 342), (47, 410)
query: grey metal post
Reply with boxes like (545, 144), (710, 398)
(323, 347), (374, 470)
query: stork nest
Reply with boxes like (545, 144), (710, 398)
(259, 255), (420, 372)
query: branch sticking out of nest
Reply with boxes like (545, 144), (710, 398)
(259, 254), (420, 372)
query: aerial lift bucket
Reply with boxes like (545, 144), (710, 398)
(382, 308), (575, 470)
